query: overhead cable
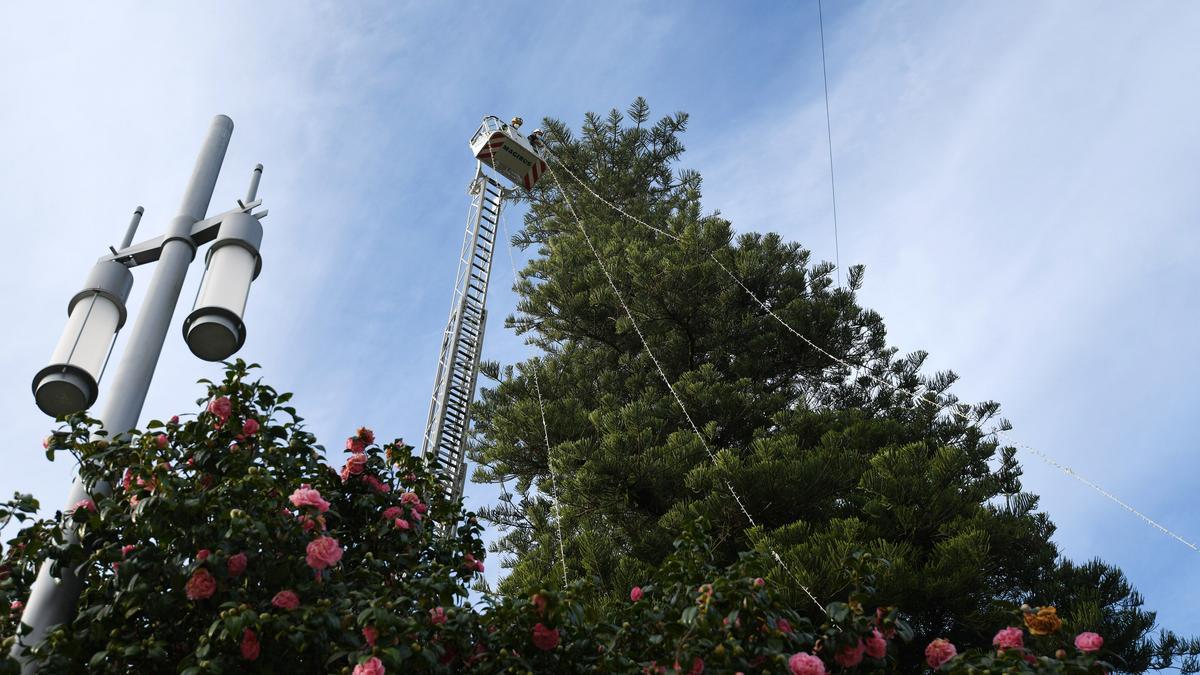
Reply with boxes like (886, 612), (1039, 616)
(499, 201), (571, 586)
(490, 150), (571, 586)
(545, 152), (1200, 558)
(817, 0), (843, 289)
(546, 165), (829, 615)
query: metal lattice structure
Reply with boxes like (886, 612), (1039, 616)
(422, 115), (546, 518)
(420, 167), (504, 505)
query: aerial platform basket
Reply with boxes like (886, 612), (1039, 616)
(470, 115), (548, 190)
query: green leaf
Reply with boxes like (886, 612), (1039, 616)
(681, 606), (699, 625)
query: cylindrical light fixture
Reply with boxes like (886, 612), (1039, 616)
(182, 211), (262, 361)
(32, 260), (133, 416)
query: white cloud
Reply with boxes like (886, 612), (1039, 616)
(2, 0), (1197, 630)
(695, 1), (1200, 627)
(0, 1), (411, 514)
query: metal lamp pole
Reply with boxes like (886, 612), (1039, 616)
(16, 115), (268, 669)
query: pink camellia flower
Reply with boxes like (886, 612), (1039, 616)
(463, 553), (484, 572)
(993, 626), (1024, 652)
(400, 491), (420, 505)
(382, 506), (403, 520)
(122, 469), (133, 492)
(1074, 631), (1104, 653)
(777, 618), (793, 634)
(155, 433), (168, 449)
(71, 498), (97, 514)
(630, 586), (644, 602)
(532, 623), (560, 651)
(121, 544), (136, 558)
(10, 600), (23, 612)
(411, 509), (424, 522)
(136, 475), (157, 493)
(430, 606), (447, 625)
(394, 518), (410, 531)
(531, 593), (547, 615)
(414, 502), (428, 514)
(353, 657), (385, 675)
(227, 552), (247, 577)
(788, 652), (826, 675)
(357, 427), (375, 445)
(208, 396), (232, 422)
(361, 474), (390, 493)
(346, 437), (365, 454)
(689, 657), (705, 674)
(834, 640), (866, 668)
(865, 628), (888, 659)
(196, 549), (211, 562)
(306, 536), (343, 571)
(240, 628), (259, 661)
(753, 577), (765, 588)
(169, 415), (179, 425)
(185, 568), (216, 600)
(925, 638), (958, 669)
(271, 590), (300, 610)
(42, 436), (52, 450)
(362, 625), (378, 647)
(341, 453), (367, 480)
(242, 418), (260, 436)
(289, 484), (330, 513)
(299, 515), (325, 532)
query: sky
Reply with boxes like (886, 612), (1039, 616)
(1, 0), (1197, 634)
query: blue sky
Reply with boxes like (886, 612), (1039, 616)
(2, 1), (1197, 633)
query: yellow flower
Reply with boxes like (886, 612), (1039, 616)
(1024, 606), (1063, 636)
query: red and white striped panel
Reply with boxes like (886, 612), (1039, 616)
(474, 134), (507, 163)
(475, 132), (547, 190)
(523, 158), (549, 190)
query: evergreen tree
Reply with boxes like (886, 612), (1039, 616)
(471, 99), (1197, 672)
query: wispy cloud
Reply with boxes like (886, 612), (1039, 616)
(2, 0), (1196, 628)
(696, 1), (1200, 628)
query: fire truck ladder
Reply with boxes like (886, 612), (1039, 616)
(421, 165), (505, 506)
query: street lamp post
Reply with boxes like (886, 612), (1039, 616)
(16, 115), (268, 669)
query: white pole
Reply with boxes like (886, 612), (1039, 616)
(15, 116), (233, 670)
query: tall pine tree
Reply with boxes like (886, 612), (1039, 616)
(470, 99), (1195, 672)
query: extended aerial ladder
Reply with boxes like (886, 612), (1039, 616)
(421, 115), (548, 508)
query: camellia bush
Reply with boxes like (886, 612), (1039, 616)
(0, 362), (1120, 673)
